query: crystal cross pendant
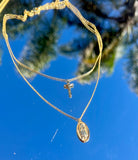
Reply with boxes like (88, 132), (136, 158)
(64, 81), (74, 98)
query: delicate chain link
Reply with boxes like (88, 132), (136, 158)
(0, 0), (10, 13)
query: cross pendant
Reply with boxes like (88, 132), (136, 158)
(64, 81), (74, 98)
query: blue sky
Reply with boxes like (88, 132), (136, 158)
(0, 16), (138, 160)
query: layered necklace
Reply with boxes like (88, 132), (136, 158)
(2, 0), (103, 143)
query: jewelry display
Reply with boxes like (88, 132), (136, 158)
(2, 0), (103, 143)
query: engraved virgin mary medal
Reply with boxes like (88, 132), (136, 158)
(76, 121), (90, 143)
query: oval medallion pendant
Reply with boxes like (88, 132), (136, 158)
(76, 121), (90, 143)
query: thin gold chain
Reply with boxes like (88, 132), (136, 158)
(2, 0), (103, 122)
(0, 0), (10, 13)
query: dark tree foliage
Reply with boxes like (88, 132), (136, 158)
(0, 0), (138, 95)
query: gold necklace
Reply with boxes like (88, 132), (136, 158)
(2, 0), (103, 143)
